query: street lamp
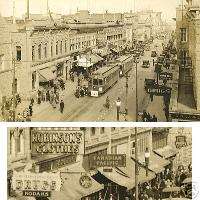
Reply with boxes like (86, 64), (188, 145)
(135, 57), (139, 122)
(116, 97), (121, 121)
(145, 148), (150, 177)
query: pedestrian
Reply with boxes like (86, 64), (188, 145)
(163, 106), (169, 121)
(146, 112), (151, 121)
(30, 98), (34, 106)
(37, 90), (41, 104)
(150, 93), (154, 102)
(152, 115), (157, 122)
(142, 110), (147, 122)
(46, 90), (50, 101)
(60, 100), (64, 113)
(29, 104), (33, 116)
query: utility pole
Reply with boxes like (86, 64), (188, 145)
(125, 72), (129, 116)
(135, 127), (139, 200)
(135, 58), (139, 122)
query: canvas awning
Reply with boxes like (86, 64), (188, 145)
(51, 173), (104, 200)
(38, 67), (56, 82)
(98, 158), (155, 190)
(138, 152), (170, 174)
(154, 145), (178, 159)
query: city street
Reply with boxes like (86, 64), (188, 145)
(30, 39), (166, 122)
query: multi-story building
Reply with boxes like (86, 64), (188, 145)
(170, 0), (200, 121)
(0, 17), (98, 109)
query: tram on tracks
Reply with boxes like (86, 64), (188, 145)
(116, 55), (133, 77)
(88, 64), (120, 97)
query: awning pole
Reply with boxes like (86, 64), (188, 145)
(135, 127), (139, 200)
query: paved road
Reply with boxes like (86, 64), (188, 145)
(32, 39), (164, 122)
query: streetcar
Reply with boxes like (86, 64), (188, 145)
(116, 55), (133, 77)
(88, 64), (120, 97)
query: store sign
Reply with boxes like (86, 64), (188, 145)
(159, 72), (173, 80)
(23, 191), (51, 197)
(31, 130), (84, 154)
(170, 112), (200, 121)
(175, 135), (187, 149)
(146, 85), (171, 96)
(12, 171), (61, 191)
(90, 154), (126, 168)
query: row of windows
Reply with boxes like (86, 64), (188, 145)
(70, 40), (96, 51)
(107, 34), (123, 41)
(32, 40), (68, 61)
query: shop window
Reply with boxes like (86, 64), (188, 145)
(56, 41), (58, 55)
(38, 44), (41, 60)
(16, 46), (22, 61)
(180, 28), (187, 42)
(100, 127), (105, 134)
(65, 41), (67, 52)
(32, 46), (35, 61)
(111, 146), (117, 154)
(44, 43), (47, 58)
(32, 71), (36, 90)
(91, 127), (95, 136)
(16, 134), (20, 153)
(60, 41), (62, 54)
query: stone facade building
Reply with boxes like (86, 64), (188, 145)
(170, 0), (200, 121)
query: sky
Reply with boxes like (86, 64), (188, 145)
(0, 0), (183, 20)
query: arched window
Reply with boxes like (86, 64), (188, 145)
(10, 130), (15, 156)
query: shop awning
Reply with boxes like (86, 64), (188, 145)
(38, 67), (56, 82)
(51, 173), (104, 200)
(138, 152), (170, 174)
(154, 145), (178, 159)
(98, 158), (155, 190)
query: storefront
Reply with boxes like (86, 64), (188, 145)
(138, 152), (170, 174)
(154, 145), (178, 170)
(93, 157), (155, 199)
(50, 172), (104, 200)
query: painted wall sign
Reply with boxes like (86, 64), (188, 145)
(12, 171), (61, 191)
(23, 190), (51, 197)
(90, 154), (126, 168)
(31, 130), (84, 154)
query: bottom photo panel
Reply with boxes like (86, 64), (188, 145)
(8, 127), (192, 200)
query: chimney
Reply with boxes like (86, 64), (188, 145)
(27, 0), (30, 20)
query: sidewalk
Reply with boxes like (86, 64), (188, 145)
(15, 79), (77, 121)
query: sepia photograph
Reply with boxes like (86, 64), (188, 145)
(7, 127), (192, 200)
(0, 0), (200, 122)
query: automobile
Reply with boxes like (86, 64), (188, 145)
(151, 51), (157, 57)
(142, 60), (150, 68)
(144, 78), (156, 90)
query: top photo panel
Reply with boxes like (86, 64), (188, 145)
(0, 0), (200, 122)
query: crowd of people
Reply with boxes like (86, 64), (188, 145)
(14, 78), (66, 122)
(132, 163), (192, 200)
(142, 110), (158, 122)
